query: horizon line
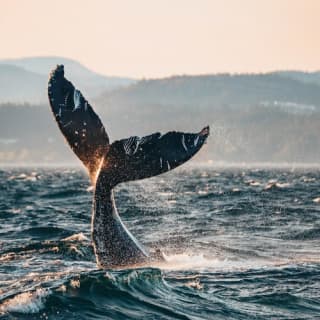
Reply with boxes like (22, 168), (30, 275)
(0, 55), (319, 80)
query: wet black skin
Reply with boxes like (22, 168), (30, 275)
(48, 65), (210, 268)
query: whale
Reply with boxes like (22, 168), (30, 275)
(48, 65), (210, 268)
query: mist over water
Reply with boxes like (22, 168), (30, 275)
(0, 167), (319, 319)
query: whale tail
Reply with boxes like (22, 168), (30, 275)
(48, 65), (209, 185)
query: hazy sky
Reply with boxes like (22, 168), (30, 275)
(1, 0), (319, 78)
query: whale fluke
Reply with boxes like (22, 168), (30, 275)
(48, 65), (210, 268)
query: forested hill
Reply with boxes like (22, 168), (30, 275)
(1, 70), (320, 165)
(97, 72), (320, 109)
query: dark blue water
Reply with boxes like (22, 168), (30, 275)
(0, 166), (320, 319)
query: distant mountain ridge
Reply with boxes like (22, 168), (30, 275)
(0, 64), (45, 103)
(0, 56), (320, 105)
(274, 70), (320, 86)
(1, 57), (320, 164)
(97, 73), (320, 111)
(0, 56), (135, 103)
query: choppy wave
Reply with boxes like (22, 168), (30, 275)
(1, 264), (320, 319)
(1, 167), (320, 319)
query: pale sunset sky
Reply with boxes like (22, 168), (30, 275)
(0, 0), (319, 78)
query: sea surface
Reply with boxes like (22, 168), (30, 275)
(0, 166), (319, 319)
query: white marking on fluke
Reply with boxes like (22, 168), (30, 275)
(140, 135), (152, 145)
(167, 161), (171, 170)
(194, 136), (199, 147)
(123, 137), (133, 154)
(182, 134), (188, 151)
(132, 138), (140, 154)
(63, 121), (72, 128)
(64, 92), (69, 105)
(123, 136), (141, 155)
(73, 89), (81, 110)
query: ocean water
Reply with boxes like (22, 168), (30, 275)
(0, 166), (319, 319)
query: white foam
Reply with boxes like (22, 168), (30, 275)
(86, 185), (94, 192)
(158, 192), (174, 197)
(0, 288), (50, 314)
(313, 197), (320, 203)
(246, 180), (261, 186)
(8, 173), (37, 182)
(163, 253), (261, 271)
(70, 279), (80, 288)
(152, 252), (319, 272)
(150, 253), (234, 272)
(275, 182), (290, 188)
(303, 177), (316, 183)
(62, 232), (89, 242)
(159, 253), (218, 270)
(9, 208), (21, 214)
(26, 177), (37, 182)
